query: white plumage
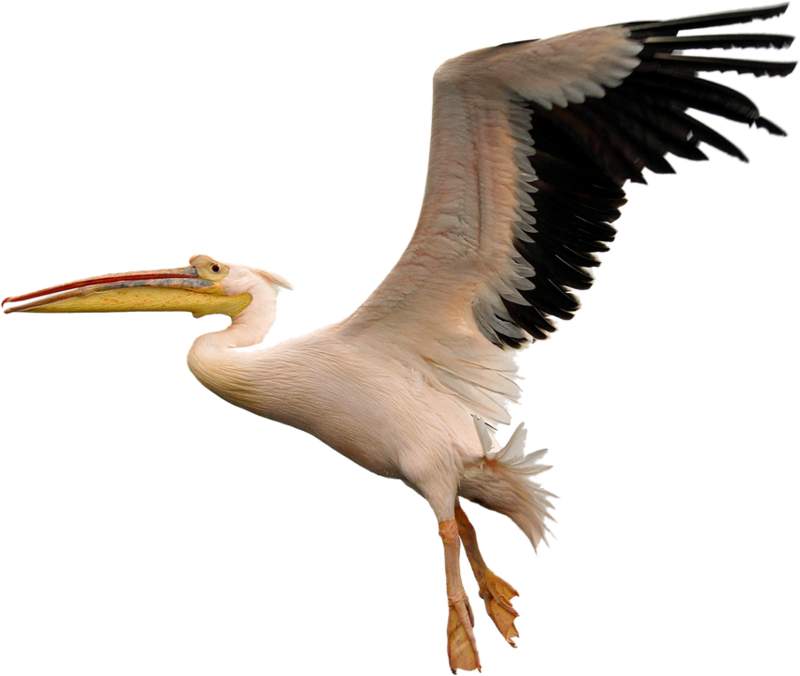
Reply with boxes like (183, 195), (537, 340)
(1, 3), (797, 674)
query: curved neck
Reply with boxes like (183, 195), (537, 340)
(188, 286), (281, 389)
(186, 280), (294, 423)
(195, 287), (278, 352)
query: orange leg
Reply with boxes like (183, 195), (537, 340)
(455, 503), (520, 647)
(439, 518), (481, 673)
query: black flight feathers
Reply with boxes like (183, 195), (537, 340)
(498, 1), (798, 348)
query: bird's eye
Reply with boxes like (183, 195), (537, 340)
(212, 264), (220, 273)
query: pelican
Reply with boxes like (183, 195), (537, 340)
(3, 3), (796, 672)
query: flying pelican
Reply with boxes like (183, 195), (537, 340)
(3, 3), (796, 672)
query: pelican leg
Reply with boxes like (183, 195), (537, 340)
(439, 518), (481, 673)
(455, 503), (520, 646)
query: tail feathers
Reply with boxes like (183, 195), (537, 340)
(488, 423), (551, 475)
(461, 422), (555, 551)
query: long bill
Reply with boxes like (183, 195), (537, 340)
(3, 265), (251, 317)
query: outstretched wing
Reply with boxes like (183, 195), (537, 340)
(341, 4), (795, 423)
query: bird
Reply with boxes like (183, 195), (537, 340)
(3, 3), (796, 673)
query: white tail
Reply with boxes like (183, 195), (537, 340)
(460, 421), (555, 550)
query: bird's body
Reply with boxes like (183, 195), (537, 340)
(189, 323), (476, 485)
(3, 3), (796, 673)
(186, 281), (543, 530)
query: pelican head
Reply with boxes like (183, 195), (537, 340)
(2, 254), (291, 317)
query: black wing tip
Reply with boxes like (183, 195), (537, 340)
(621, 4), (794, 163)
(626, 3), (791, 37)
(642, 54), (797, 77)
(641, 33), (795, 52)
(495, 5), (791, 348)
(755, 116), (789, 135)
